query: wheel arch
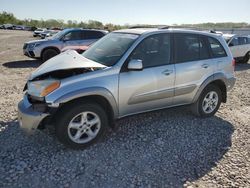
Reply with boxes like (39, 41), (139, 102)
(193, 73), (228, 103)
(50, 87), (118, 128)
(41, 46), (60, 57)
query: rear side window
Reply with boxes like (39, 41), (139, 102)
(239, 37), (248, 45)
(129, 34), (171, 68)
(174, 33), (210, 63)
(208, 37), (227, 58)
(83, 31), (105, 39)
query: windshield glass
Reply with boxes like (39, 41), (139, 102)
(82, 33), (139, 66)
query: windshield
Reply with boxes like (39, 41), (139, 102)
(82, 33), (139, 66)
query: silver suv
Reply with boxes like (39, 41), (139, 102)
(18, 28), (236, 149)
(23, 28), (108, 62)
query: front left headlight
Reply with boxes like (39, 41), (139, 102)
(28, 43), (41, 49)
(28, 79), (60, 97)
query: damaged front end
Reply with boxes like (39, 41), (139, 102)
(19, 50), (107, 133)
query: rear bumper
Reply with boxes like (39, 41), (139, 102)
(18, 95), (49, 134)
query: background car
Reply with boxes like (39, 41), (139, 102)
(40, 30), (59, 39)
(2, 24), (14, 29)
(23, 28), (108, 62)
(223, 34), (250, 63)
(33, 28), (47, 37)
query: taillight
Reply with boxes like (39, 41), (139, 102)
(232, 59), (235, 71)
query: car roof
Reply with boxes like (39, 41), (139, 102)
(63, 28), (108, 33)
(114, 28), (223, 38)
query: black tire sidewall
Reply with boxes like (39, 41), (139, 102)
(55, 102), (108, 149)
(198, 85), (222, 117)
(243, 52), (250, 64)
(42, 49), (58, 62)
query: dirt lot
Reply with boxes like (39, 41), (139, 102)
(0, 30), (249, 187)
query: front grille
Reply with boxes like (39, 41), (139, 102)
(29, 51), (35, 57)
(23, 43), (28, 49)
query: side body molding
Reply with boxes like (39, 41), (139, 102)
(52, 87), (119, 118)
(192, 73), (228, 103)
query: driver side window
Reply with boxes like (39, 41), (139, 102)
(129, 34), (171, 68)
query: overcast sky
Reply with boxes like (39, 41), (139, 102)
(0, 0), (249, 25)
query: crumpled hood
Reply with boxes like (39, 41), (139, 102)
(30, 50), (106, 80)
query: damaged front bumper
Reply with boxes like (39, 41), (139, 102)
(18, 94), (49, 134)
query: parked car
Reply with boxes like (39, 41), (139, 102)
(40, 30), (59, 39)
(223, 34), (250, 63)
(23, 28), (108, 62)
(13, 25), (25, 30)
(2, 24), (14, 29)
(33, 28), (47, 37)
(61, 45), (90, 54)
(18, 28), (236, 149)
(24, 26), (37, 31)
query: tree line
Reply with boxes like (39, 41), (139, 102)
(0, 11), (249, 31)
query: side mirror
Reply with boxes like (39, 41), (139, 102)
(229, 43), (234, 47)
(127, 59), (143, 71)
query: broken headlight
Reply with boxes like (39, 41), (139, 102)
(27, 79), (60, 97)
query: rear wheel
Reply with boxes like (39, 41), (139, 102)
(55, 101), (108, 149)
(42, 49), (59, 62)
(241, 52), (249, 64)
(191, 85), (222, 117)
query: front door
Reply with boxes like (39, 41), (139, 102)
(118, 33), (175, 117)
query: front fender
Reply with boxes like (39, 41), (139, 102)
(47, 87), (119, 118)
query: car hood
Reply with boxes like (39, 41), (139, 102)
(26, 38), (53, 44)
(29, 50), (107, 80)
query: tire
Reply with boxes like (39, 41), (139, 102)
(241, 52), (249, 64)
(191, 84), (222, 118)
(42, 49), (59, 62)
(55, 101), (108, 149)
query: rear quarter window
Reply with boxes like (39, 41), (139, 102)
(84, 31), (105, 39)
(208, 37), (227, 58)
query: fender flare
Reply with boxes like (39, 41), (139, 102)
(192, 73), (227, 103)
(52, 87), (119, 118)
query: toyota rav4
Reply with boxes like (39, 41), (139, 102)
(18, 28), (236, 149)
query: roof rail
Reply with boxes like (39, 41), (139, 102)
(129, 25), (169, 29)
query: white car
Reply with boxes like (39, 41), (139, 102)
(223, 34), (250, 63)
(33, 28), (47, 37)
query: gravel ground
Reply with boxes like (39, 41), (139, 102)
(0, 30), (249, 188)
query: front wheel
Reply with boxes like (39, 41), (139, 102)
(42, 49), (59, 62)
(55, 102), (108, 149)
(191, 85), (222, 117)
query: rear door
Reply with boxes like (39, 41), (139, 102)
(238, 37), (250, 57)
(173, 33), (216, 105)
(119, 33), (175, 116)
(229, 37), (243, 58)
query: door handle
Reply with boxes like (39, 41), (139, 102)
(201, 64), (209, 69)
(162, 69), (173, 76)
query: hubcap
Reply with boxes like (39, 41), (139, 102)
(67, 111), (101, 144)
(202, 91), (218, 114)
